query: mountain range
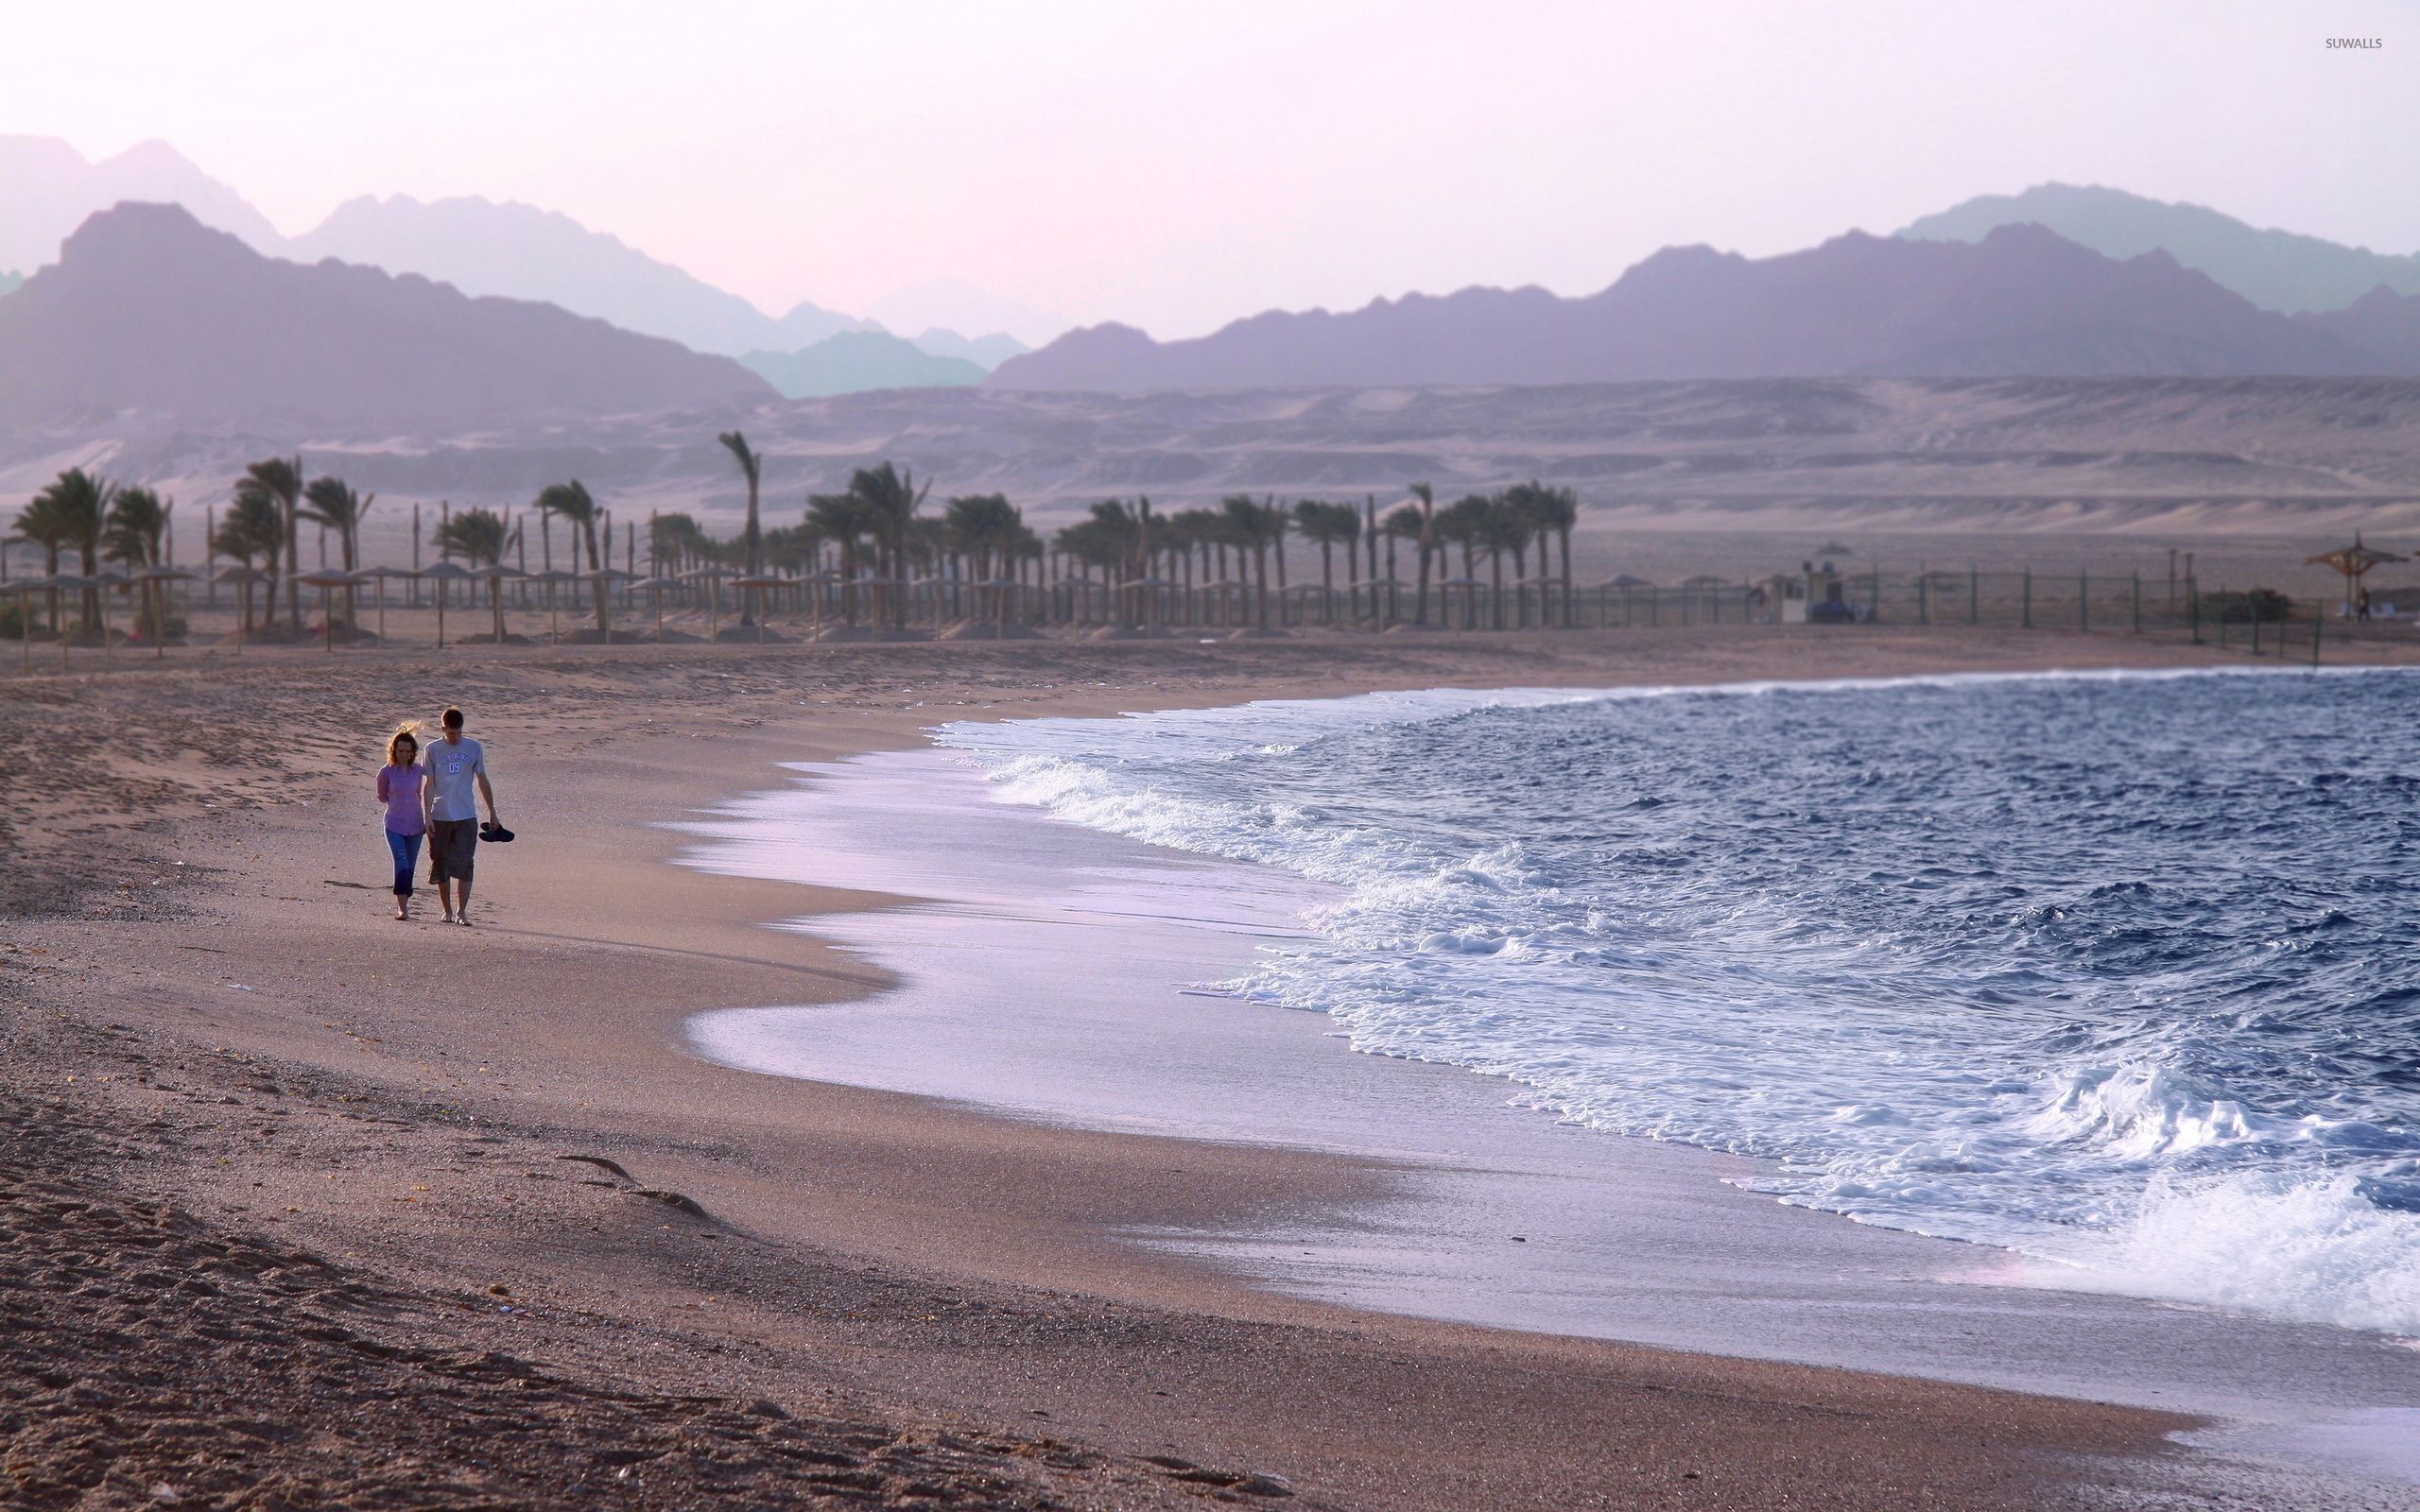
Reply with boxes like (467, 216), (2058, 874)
(0, 135), (1033, 374)
(0, 203), (772, 425)
(989, 223), (2419, 391)
(739, 333), (987, 399)
(1898, 182), (2420, 315)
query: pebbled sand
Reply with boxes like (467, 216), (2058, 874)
(9, 626), (2414, 1510)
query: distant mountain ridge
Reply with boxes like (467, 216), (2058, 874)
(1898, 183), (2420, 315)
(0, 135), (280, 276)
(0, 270), (21, 299)
(739, 332), (988, 398)
(0, 135), (1035, 371)
(0, 203), (773, 426)
(991, 224), (2411, 392)
(287, 193), (874, 357)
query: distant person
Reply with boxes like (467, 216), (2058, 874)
(2358, 588), (2372, 622)
(421, 705), (501, 926)
(376, 725), (425, 922)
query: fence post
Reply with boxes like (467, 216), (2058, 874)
(1919, 571), (1928, 625)
(2251, 601), (2262, 657)
(2132, 571), (2141, 634)
(2189, 578), (2202, 644)
(1969, 566), (1979, 625)
(2080, 571), (2088, 633)
(1871, 567), (1882, 624)
(2218, 585), (2228, 649)
(2022, 569), (2032, 629)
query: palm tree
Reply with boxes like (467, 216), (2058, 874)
(944, 492), (1021, 626)
(807, 491), (879, 627)
(105, 486), (172, 642)
(1219, 493), (1281, 630)
(1501, 480), (1576, 627)
(1436, 494), (1493, 629)
(1383, 504), (1425, 627)
(718, 431), (765, 625)
(845, 462), (931, 630)
(1292, 500), (1357, 625)
(1478, 493), (1533, 630)
(433, 506), (517, 644)
(33, 468), (113, 634)
(9, 488), (74, 635)
(301, 476), (376, 632)
(1532, 482), (1580, 627)
(234, 457), (304, 632)
(1404, 483), (1439, 627)
(210, 492), (285, 633)
(534, 481), (608, 636)
(650, 510), (707, 576)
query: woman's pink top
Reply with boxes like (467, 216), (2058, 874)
(378, 763), (425, 835)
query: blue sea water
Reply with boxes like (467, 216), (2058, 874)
(936, 670), (2420, 1335)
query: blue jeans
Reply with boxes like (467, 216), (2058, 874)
(387, 829), (424, 896)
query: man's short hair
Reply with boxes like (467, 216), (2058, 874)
(441, 706), (464, 730)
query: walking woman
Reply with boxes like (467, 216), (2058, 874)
(377, 725), (427, 920)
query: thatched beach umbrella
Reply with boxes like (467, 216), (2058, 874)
(136, 566), (197, 659)
(210, 566), (266, 655)
(529, 569), (578, 644)
(582, 567), (634, 642)
(420, 560), (475, 648)
(88, 567), (132, 668)
(732, 575), (786, 642)
(298, 570), (363, 652)
(474, 564), (526, 644)
(33, 574), (93, 671)
(2306, 534), (2409, 615)
(630, 575), (681, 643)
(359, 564), (419, 647)
(3, 576), (40, 675)
(682, 566), (736, 644)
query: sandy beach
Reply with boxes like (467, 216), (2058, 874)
(8, 624), (2419, 1510)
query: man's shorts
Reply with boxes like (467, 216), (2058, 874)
(429, 818), (478, 884)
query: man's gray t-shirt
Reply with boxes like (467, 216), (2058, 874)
(422, 736), (486, 822)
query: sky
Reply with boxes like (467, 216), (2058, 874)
(5, 0), (2415, 340)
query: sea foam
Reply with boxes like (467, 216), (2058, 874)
(938, 671), (2420, 1334)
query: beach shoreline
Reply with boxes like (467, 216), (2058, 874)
(9, 626), (2417, 1509)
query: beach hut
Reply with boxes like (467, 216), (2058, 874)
(630, 575), (682, 642)
(420, 560), (475, 648)
(2306, 534), (2409, 617)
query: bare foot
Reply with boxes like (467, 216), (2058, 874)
(457, 914), (474, 927)
(393, 903), (408, 921)
(441, 912), (456, 925)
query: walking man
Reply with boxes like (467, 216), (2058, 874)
(421, 705), (500, 926)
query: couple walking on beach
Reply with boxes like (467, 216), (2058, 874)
(375, 706), (509, 925)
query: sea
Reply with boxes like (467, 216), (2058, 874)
(929, 668), (2420, 1338)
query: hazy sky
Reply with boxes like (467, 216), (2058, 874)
(7, 1), (2414, 338)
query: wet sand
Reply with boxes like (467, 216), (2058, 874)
(8, 626), (2416, 1509)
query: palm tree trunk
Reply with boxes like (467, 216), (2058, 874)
(1559, 527), (1574, 628)
(285, 500), (301, 632)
